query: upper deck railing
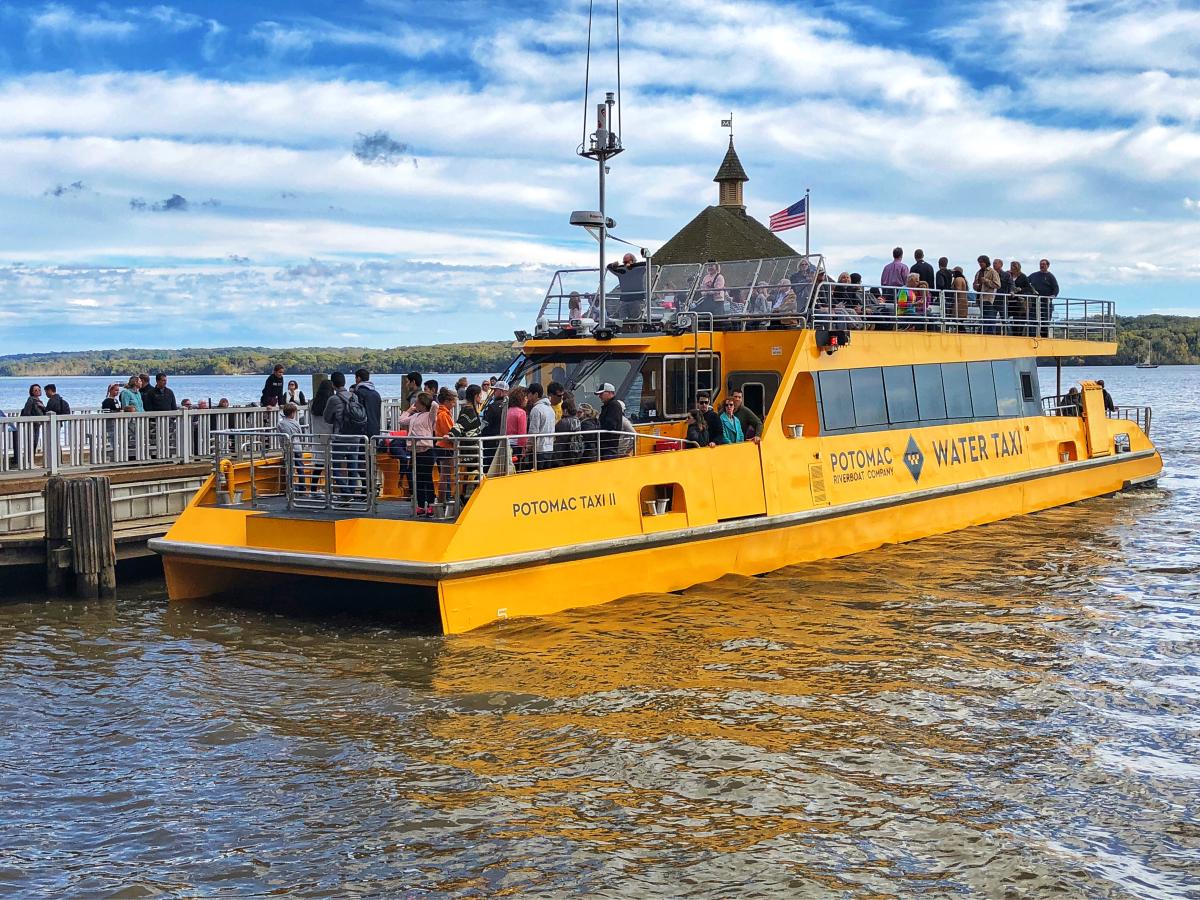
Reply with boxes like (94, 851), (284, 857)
(534, 255), (1116, 342)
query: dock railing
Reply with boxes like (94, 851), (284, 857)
(0, 407), (285, 476)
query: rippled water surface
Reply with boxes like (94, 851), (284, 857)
(1, 367), (1197, 897)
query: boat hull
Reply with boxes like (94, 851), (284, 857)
(156, 447), (1160, 634)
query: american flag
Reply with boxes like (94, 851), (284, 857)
(769, 197), (807, 233)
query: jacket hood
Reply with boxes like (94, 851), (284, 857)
(356, 380), (378, 392)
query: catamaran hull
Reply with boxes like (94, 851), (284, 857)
(154, 447), (1160, 634)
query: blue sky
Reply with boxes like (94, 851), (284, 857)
(0, 0), (1198, 352)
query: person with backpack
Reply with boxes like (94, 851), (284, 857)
(552, 398), (583, 467)
(323, 372), (369, 497)
(351, 368), (382, 438)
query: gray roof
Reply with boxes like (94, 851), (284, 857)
(653, 205), (796, 267)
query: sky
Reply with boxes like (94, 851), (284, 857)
(0, 0), (1198, 353)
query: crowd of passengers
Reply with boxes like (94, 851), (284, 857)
(565, 249), (1064, 334)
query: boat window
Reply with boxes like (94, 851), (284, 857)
(818, 371), (855, 431)
(741, 383), (766, 418)
(942, 362), (973, 419)
(883, 366), (919, 423)
(850, 368), (887, 427)
(508, 353), (655, 417)
(992, 360), (1021, 417)
(913, 364), (947, 421)
(967, 361), (998, 417)
(624, 356), (663, 423)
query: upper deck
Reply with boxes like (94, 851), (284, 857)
(533, 254), (1117, 357)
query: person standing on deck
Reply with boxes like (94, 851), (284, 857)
(284, 380), (306, 406)
(974, 255), (1001, 331)
(729, 390), (762, 440)
(935, 257), (954, 298)
(1027, 258), (1060, 336)
(455, 377), (469, 401)
(695, 393), (725, 447)
(607, 252), (647, 321)
(880, 247), (909, 300)
(144, 373), (178, 412)
(351, 368), (383, 438)
(527, 383), (556, 467)
(404, 372), (422, 407)
(1098, 379), (1116, 413)
(44, 385), (70, 416)
(480, 380), (509, 469)
(20, 384), (45, 455)
(910, 250), (934, 292)
(595, 383), (624, 460)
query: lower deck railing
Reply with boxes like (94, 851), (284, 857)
(210, 429), (693, 520)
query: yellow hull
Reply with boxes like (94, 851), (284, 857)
(153, 330), (1161, 633)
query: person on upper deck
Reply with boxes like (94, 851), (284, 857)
(910, 249), (935, 289)
(1028, 258), (1059, 337)
(695, 261), (726, 314)
(1008, 261), (1032, 326)
(568, 291), (583, 320)
(936, 257), (954, 295)
(881, 247), (909, 297)
(729, 390), (762, 440)
(607, 252), (647, 320)
(950, 267), (970, 319)
(974, 255), (1001, 325)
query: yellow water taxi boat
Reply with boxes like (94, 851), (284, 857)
(151, 130), (1160, 633)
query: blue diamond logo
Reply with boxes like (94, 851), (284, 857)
(903, 436), (924, 482)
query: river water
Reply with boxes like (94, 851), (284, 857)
(1, 366), (1197, 897)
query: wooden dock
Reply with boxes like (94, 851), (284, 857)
(0, 463), (209, 568)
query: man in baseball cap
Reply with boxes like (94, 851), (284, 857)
(594, 383), (623, 459)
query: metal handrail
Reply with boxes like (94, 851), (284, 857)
(1108, 405), (1152, 437)
(808, 282), (1115, 341)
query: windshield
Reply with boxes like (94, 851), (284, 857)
(508, 352), (658, 420)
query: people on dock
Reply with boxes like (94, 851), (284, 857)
(323, 372), (367, 495)
(284, 380), (306, 405)
(43, 385), (70, 416)
(144, 373), (178, 412)
(261, 364), (285, 407)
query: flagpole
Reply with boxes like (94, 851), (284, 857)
(804, 187), (811, 258)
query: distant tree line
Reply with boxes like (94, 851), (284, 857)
(0, 341), (518, 377)
(1055, 315), (1200, 366)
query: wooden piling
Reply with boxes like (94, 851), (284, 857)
(43, 476), (71, 596)
(67, 476), (117, 599)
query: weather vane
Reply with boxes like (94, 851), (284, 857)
(721, 112), (733, 139)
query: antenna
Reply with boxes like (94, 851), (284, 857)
(578, 0), (624, 328)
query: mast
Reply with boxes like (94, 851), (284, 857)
(580, 93), (623, 327)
